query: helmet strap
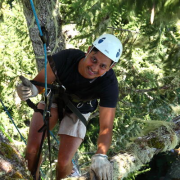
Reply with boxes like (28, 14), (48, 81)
(84, 46), (94, 61)
(110, 62), (116, 68)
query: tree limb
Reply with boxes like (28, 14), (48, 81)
(64, 116), (180, 180)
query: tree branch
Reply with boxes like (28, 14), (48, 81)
(64, 116), (180, 180)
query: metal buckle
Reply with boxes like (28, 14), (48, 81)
(46, 88), (51, 97)
(87, 101), (93, 107)
(61, 85), (66, 91)
(77, 103), (84, 108)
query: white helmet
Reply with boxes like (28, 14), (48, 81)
(92, 34), (123, 62)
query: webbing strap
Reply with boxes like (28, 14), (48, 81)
(62, 94), (87, 126)
(30, 80), (54, 89)
(47, 55), (88, 126)
(47, 55), (61, 85)
(33, 90), (54, 177)
(26, 99), (44, 115)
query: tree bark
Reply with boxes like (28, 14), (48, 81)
(0, 131), (32, 179)
(21, 0), (65, 72)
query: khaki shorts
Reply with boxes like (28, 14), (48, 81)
(58, 112), (90, 139)
(39, 101), (90, 139)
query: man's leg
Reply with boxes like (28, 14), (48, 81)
(25, 103), (58, 179)
(56, 112), (90, 179)
(56, 135), (82, 179)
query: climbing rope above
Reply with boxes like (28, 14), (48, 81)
(29, 0), (48, 96)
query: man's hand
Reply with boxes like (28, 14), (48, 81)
(16, 76), (38, 101)
(90, 154), (113, 180)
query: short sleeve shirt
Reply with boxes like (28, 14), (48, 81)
(52, 49), (119, 108)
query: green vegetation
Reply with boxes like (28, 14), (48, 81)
(0, 0), (35, 148)
(0, 0), (180, 179)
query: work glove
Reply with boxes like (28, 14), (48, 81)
(90, 154), (113, 180)
(16, 76), (39, 101)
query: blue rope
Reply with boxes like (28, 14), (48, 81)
(27, 1), (62, 177)
(29, 0), (43, 36)
(0, 99), (59, 145)
(29, 0), (47, 96)
(24, 1), (79, 177)
(28, 0), (60, 145)
(1, 98), (59, 144)
(44, 44), (48, 96)
(50, 131), (60, 145)
(0, 99), (27, 145)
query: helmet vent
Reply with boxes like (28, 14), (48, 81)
(116, 49), (121, 58)
(98, 37), (106, 44)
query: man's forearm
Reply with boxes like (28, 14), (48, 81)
(96, 128), (112, 155)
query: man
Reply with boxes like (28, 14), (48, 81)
(16, 34), (123, 180)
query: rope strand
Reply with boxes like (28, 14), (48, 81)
(0, 99), (27, 145)
(29, 0), (48, 97)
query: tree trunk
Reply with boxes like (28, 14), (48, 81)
(21, 0), (65, 72)
(0, 131), (32, 179)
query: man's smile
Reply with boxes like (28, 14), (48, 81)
(87, 67), (97, 76)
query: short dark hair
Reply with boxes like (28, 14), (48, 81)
(91, 46), (114, 66)
(91, 46), (99, 52)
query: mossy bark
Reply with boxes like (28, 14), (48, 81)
(0, 131), (32, 179)
(63, 116), (180, 180)
(21, 0), (65, 72)
(109, 116), (180, 180)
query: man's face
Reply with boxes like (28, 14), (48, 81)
(78, 48), (112, 79)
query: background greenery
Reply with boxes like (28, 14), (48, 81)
(0, 0), (180, 179)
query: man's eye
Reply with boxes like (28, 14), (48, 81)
(101, 64), (106, 69)
(92, 57), (97, 62)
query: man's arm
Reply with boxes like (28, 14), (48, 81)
(90, 106), (115, 179)
(33, 63), (56, 93)
(16, 63), (56, 101)
(96, 106), (116, 155)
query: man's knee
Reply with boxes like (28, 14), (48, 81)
(57, 156), (72, 169)
(25, 146), (39, 159)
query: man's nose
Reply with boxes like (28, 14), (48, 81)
(91, 64), (99, 72)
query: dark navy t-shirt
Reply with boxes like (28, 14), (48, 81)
(52, 49), (119, 110)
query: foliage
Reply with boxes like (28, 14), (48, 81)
(123, 165), (151, 180)
(0, 0), (180, 178)
(0, 1), (37, 150)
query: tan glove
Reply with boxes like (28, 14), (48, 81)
(90, 154), (113, 180)
(16, 76), (38, 101)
